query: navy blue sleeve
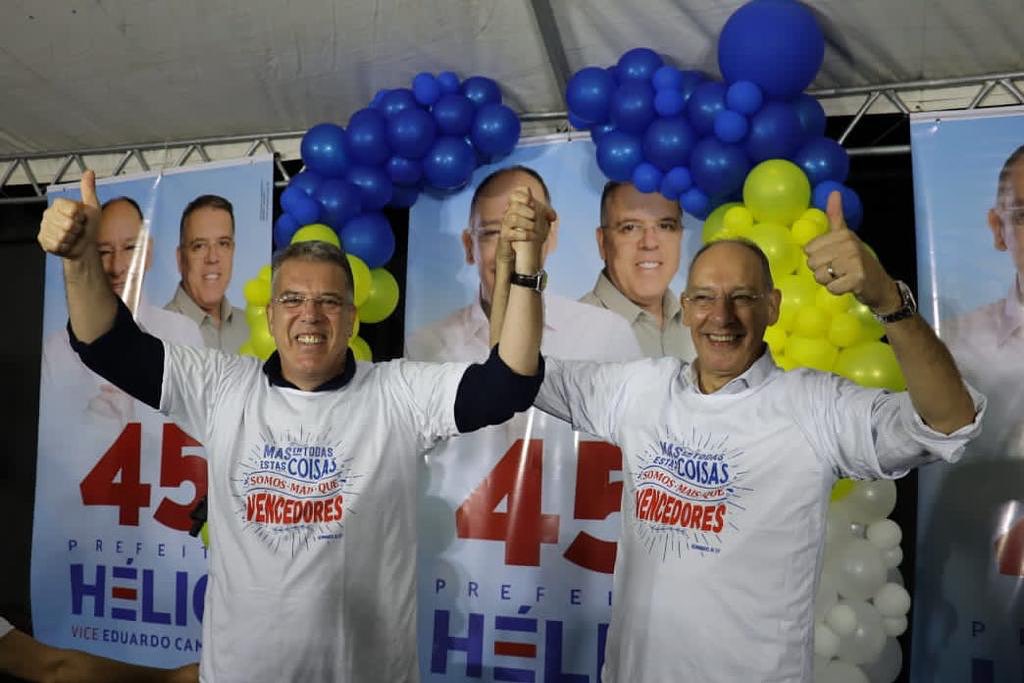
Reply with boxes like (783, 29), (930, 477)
(68, 299), (165, 410)
(454, 345), (544, 433)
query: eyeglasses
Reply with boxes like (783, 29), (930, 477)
(682, 291), (766, 311)
(273, 293), (350, 312)
(1000, 206), (1024, 228)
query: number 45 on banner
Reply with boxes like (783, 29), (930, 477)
(456, 440), (622, 573)
(80, 423), (207, 532)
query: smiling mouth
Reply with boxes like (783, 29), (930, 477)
(296, 334), (325, 345)
(203, 273), (220, 282)
(636, 261), (661, 270)
(707, 333), (742, 343)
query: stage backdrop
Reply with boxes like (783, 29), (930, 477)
(407, 135), (701, 681)
(910, 107), (1024, 683)
(33, 157), (272, 667)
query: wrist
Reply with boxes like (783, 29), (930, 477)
(513, 251), (541, 275)
(872, 280), (917, 323)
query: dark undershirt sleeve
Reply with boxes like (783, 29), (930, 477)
(453, 345), (544, 433)
(67, 299), (165, 410)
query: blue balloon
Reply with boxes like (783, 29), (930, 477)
(610, 82), (656, 134)
(345, 166), (393, 211)
(680, 187), (711, 219)
(726, 80), (764, 116)
(386, 156), (423, 186)
(686, 81), (727, 137)
(792, 93), (827, 139)
(280, 186), (321, 225)
(381, 88), (418, 119)
(273, 213), (300, 248)
(300, 123), (349, 178)
(632, 162), (663, 193)
(288, 170), (322, 198)
(714, 110), (749, 144)
(432, 93), (476, 136)
(346, 108), (391, 166)
(340, 212), (396, 268)
(567, 112), (592, 130)
(660, 166), (693, 199)
(617, 47), (664, 81)
(679, 70), (708, 102)
(653, 65), (684, 92)
(690, 137), (750, 197)
(471, 104), (521, 157)
(718, 0), (825, 99)
(389, 184), (420, 208)
(461, 76), (501, 107)
(596, 131), (643, 182)
(813, 181), (863, 231)
(412, 72), (441, 106)
(437, 71), (461, 95)
(795, 137), (850, 186)
(745, 101), (804, 162)
(423, 136), (477, 190)
(590, 122), (617, 146)
(386, 107), (437, 159)
(566, 67), (616, 125)
(654, 89), (686, 118)
(643, 117), (697, 172)
(315, 179), (362, 230)
(370, 89), (390, 110)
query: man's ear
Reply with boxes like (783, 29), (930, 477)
(989, 208), (1009, 252)
(461, 229), (475, 265)
(595, 226), (607, 262)
(176, 245), (186, 274)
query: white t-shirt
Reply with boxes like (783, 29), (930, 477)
(536, 353), (984, 683)
(160, 345), (469, 683)
(405, 292), (642, 362)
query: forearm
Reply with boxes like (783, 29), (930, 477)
(63, 250), (119, 343)
(454, 346), (544, 432)
(884, 313), (977, 434)
(496, 252), (542, 376)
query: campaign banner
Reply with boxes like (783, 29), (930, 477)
(33, 157), (272, 667)
(407, 136), (701, 681)
(910, 108), (1024, 683)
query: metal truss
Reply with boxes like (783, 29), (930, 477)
(3, 71), (1023, 204)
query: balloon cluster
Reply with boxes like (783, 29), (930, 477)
(242, 71), (520, 361)
(814, 480), (909, 683)
(565, 0), (861, 226)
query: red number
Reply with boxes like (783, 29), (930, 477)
(563, 441), (622, 573)
(153, 424), (208, 531)
(455, 439), (560, 565)
(79, 423), (151, 526)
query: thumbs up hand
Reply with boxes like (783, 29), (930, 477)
(803, 190), (901, 313)
(38, 170), (101, 260)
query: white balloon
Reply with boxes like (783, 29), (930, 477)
(860, 637), (902, 683)
(845, 481), (897, 524)
(873, 583), (911, 617)
(883, 615), (907, 637)
(827, 603), (858, 637)
(850, 521), (867, 538)
(815, 654), (833, 677)
(836, 600), (886, 665)
(882, 546), (903, 570)
(827, 501), (857, 546)
(885, 567), (904, 587)
(816, 622), (841, 658)
(820, 660), (870, 683)
(816, 572), (840, 621)
(866, 519), (902, 549)
(835, 538), (887, 601)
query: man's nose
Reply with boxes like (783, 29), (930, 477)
(639, 225), (659, 248)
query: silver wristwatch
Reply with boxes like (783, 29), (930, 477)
(873, 280), (916, 323)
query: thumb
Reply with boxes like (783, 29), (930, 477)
(80, 170), (100, 208)
(826, 190), (848, 232)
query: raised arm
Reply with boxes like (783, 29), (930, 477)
(804, 191), (977, 434)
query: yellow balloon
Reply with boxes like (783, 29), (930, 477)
(786, 335), (838, 372)
(742, 160), (811, 226)
(793, 305), (831, 339)
(360, 268), (400, 323)
(848, 302), (886, 342)
(828, 312), (863, 348)
(200, 522), (210, 548)
(800, 208), (829, 230)
(777, 273), (819, 309)
(702, 202), (742, 243)
(763, 324), (787, 357)
(815, 287), (853, 315)
(830, 478), (855, 502)
(776, 300), (799, 333)
(747, 222), (799, 278)
(291, 223), (340, 247)
(791, 218), (827, 246)
(243, 277), (271, 307)
(834, 341), (906, 391)
(257, 264), (272, 281)
(347, 254), (372, 308)
(775, 354), (799, 371)
(238, 340), (258, 358)
(349, 334), (372, 361)
(723, 206), (754, 234)
(245, 304), (268, 333)
(251, 324), (276, 360)
(793, 258), (815, 281)
(350, 314), (360, 340)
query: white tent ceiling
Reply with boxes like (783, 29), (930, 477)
(2, 0), (1023, 184)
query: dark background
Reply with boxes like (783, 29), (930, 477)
(0, 114), (919, 680)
